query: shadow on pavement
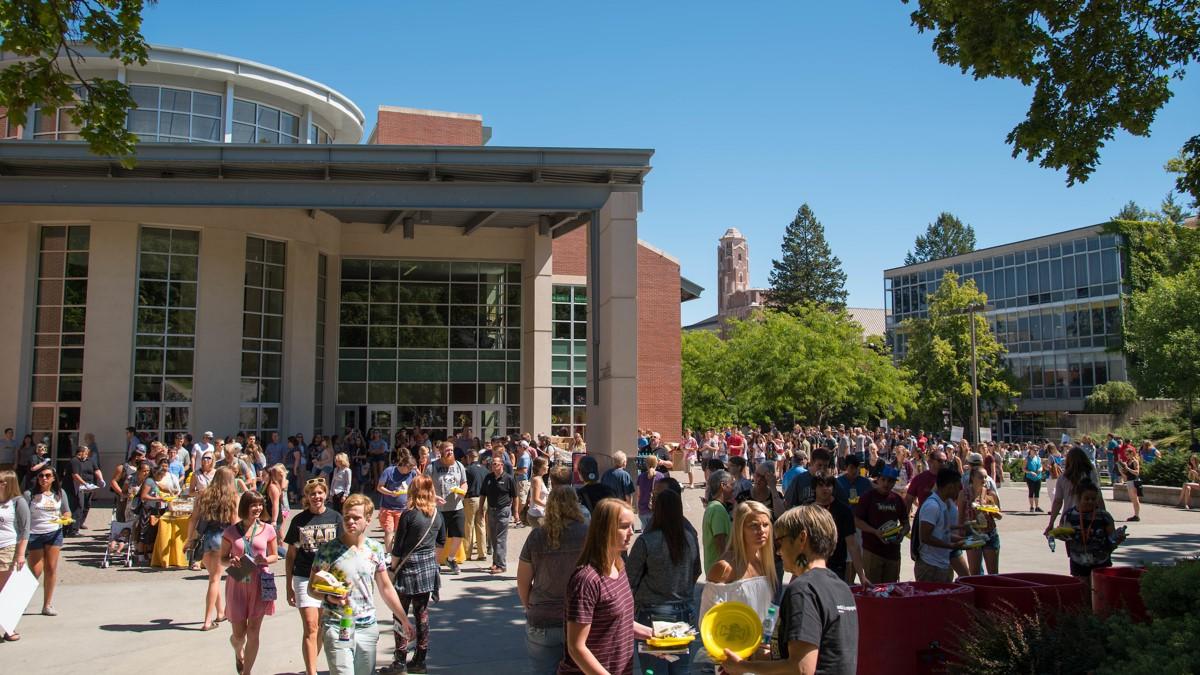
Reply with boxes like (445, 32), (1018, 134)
(99, 618), (204, 633)
(1114, 530), (1200, 566)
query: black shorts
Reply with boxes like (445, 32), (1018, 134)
(442, 509), (465, 538)
(1070, 559), (1111, 579)
(1127, 479), (1144, 498)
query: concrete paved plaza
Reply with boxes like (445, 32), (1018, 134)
(3, 477), (1198, 673)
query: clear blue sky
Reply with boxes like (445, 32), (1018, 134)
(141, 1), (1198, 326)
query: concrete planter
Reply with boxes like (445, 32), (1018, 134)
(1110, 483), (1195, 507)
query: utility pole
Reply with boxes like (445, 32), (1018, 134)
(969, 306), (980, 446)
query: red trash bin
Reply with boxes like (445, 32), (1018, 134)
(957, 574), (1042, 617)
(1092, 566), (1147, 622)
(1002, 572), (1087, 614)
(852, 582), (975, 675)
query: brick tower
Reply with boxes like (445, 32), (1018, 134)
(717, 227), (749, 316)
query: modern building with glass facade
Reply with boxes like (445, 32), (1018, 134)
(0, 45), (699, 471)
(884, 224), (1130, 438)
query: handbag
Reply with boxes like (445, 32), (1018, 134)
(260, 570), (277, 601)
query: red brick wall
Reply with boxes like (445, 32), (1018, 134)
(552, 228), (683, 438)
(370, 109), (483, 146)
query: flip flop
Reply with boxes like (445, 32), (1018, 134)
(200, 623), (216, 631)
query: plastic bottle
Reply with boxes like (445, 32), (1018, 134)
(761, 604), (779, 656)
(338, 605), (354, 643)
(1046, 535), (1056, 553)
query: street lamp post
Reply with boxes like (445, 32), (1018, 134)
(948, 302), (988, 444)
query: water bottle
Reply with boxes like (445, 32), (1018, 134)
(338, 605), (354, 643)
(761, 604), (779, 656)
(1046, 535), (1056, 553)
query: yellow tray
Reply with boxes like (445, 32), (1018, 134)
(973, 503), (1001, 515)
(312, 583), (349, 596)
(646, 635), (695, 649)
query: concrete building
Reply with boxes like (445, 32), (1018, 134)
(0, 44), (699, 471)
(884, 223), (1132, 439)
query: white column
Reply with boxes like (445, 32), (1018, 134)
(223, 81), (235, 143)
(0, 221), (37, 437)
(282, 241), (317, 436)
(192, 227), (245, 435)
(79, 221), (138, 463)
(521, 225), (553, 435)
(585, 192), (639, 471)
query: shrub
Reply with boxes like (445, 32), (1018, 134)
(1139, 559), (1200, 618)
(1141, 449), (1193, 487)
(955, 603), (1106, 675)
(1085, 381), (1139, 414)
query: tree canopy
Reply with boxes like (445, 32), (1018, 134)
(904, 211), (977, 265)
(767, 204), (848, 312)
(902, 0), (1200, 204)
(0, 1), (152, 165)
(1125, 261), (1200, 442)
(900, 271), (1019, 435)
(681, 306), (914, 430)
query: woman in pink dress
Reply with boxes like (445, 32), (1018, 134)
(221, 491), (279, 675)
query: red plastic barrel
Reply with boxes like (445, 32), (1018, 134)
(1002, 572), (1087, 613)
(957, 574), (1042, 617)
(1092, 566), (1147, 622)
(852, 582), (975, 675)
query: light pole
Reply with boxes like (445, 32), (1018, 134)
(948, 302), (988, 444)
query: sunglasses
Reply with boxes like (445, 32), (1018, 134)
(39, 472), (54, 478)
(306, 477), (327, 485)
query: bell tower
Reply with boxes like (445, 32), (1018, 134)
(717, 228), (748, 316)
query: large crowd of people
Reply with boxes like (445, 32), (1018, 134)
(0, 420), (1187, 672)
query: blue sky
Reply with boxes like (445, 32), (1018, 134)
(141, 1), (1198, 326)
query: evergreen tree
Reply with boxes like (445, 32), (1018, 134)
(767, 204), (848, 312)
(904, 212), (977, 265)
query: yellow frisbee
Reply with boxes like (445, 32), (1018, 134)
(700, 601), (762, 661)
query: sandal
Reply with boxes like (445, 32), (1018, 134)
(200, 623), (217, 631)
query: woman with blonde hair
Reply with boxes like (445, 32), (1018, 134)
(518, 468), (589, 674)
(262, 463), (290, 556)
(330, 453), (352, 512)
(189, 466), (239, 630)
(384, 474), (445, 674)
(526, 456), (549, 527)
(558, 498), (653, 675)
(694, 500), (778, 674)
(0, 470), (30, 641)
(284, 477), (343, 675)
(721, 505), (859, 674)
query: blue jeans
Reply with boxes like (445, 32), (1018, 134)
(526, 624), (565, 675)
(635, 602), (694, 675)
(322, 621), (380, 675)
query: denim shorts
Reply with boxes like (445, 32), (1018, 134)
(28, 528), (64, 551)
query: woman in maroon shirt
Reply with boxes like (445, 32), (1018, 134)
(559, 498), (654, 675)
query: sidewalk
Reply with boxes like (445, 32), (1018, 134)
(2, 477), (1197, 672)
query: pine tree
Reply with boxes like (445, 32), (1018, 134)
(767, 204), (848, 312)
(904, 212), (977, 265)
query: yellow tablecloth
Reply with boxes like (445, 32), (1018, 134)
(152, 514), (191, 568)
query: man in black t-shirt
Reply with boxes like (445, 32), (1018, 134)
(68, 444), (103, 535)
(463, 449), (490, 561)
(574, 455), (616, 515)
(480, 456), (516, 574)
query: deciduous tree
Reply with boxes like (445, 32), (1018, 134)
(0, 1), (152, 165)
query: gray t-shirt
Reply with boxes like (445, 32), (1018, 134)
(626, 526), (701, 608)
(778, 567), (859, 674)
(518, 520), (589, 628)
(426, 460), (467, 511)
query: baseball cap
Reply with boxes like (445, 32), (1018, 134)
(967, 452), (984, 465)
(880, 466), (900, 480)
(578, 455), (600, 482)
(203, 431), (214, 438)
(135, 444), (147, 453)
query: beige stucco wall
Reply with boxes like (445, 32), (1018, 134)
(0, 205), (548, 450)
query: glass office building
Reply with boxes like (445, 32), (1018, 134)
(884, 224), (1130, 438)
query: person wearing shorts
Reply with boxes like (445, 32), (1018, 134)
(427, 442), (468, 575)
(377, 450), (416, 555)
(285, 479), (344, 675)
(0, 470), (31, 641)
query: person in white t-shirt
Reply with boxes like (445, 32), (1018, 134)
(192, 431), (216, 462)
(916, 468), (966, 583)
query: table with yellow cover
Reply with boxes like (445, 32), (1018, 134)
(152, 512), (192, 568)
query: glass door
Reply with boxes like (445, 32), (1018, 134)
(366, 405), (394, 447)
(448, 407), (475, 441)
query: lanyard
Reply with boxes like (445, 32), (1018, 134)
(242, 521), (259, 555)
(1079, 510), (1096, 548)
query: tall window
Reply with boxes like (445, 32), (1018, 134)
(337, 260), (522, 440)
(32, 85), (86, 140)
(551, 285), (587, 437)
(132, 227), (199, 441)
(309, 124), (332, 144)
(232, 99), (300, 144)
(31, 225), (89, 463)
(241, 237), (286, 436)
(127, 85), (222, 142)
(314, 254), (328, 434)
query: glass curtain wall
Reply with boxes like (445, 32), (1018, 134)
(337, 259), (522, 441)
(241, 237), (286, 437)
(551, 285), (588, 437)
(132, 227), (199, 441)
(30, 225), (89, 465)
